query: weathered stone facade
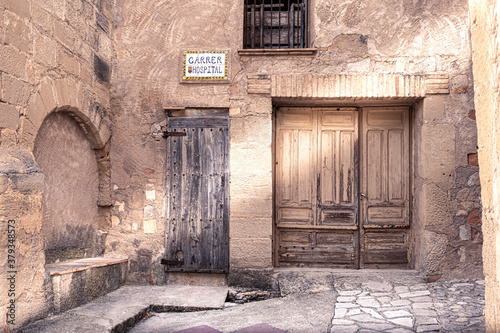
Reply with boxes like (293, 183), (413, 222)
(468, 0), (500, 331)
(107, 0), (482, 283)
(0, 0), (113, 329)
(0, 0), (490, 330)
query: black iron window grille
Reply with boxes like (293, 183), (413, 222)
(243, 0), (308, 49)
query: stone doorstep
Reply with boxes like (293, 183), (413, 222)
(20, 285), (230, 333)
(45, 257), (129, 275)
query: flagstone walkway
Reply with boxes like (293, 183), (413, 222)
(330, 279), (485, 333)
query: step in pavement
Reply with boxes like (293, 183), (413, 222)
(19, 285), (229, 333)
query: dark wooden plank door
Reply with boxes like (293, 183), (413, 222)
(276, 107), (359, 268)
(360, 107), (410, 268)
(165, 114), (229, 273)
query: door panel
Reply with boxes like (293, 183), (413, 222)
(317, 110), (358, 229)
(165, 114), (229, 273)
(276, 107), (358, 268)
(276, 108), (316, 227)
(277, 230), (357, 267)
(360, 107), (410, 268)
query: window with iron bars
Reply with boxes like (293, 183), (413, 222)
(243, 0), (308, 49)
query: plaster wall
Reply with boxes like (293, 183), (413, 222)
(468, 0), (500, 331)
(109, 0), (482, 284)
(34, 112), (101, 264)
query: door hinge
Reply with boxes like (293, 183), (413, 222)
(163, 131), (186, 138)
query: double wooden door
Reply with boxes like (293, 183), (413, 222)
(275, 107), (410, 268)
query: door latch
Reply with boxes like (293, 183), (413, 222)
(163, 131), (186, 138)
(360, 192), (368, 199)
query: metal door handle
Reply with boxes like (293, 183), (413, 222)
(360, 192), (368, 199)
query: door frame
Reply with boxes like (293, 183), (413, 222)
(272, 105), (414, 269)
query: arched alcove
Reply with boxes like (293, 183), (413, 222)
(34, 111), (103, 263)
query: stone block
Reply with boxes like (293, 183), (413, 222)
(65, 3), (86, 38)
(419, 183), (453, 227)
(229, 238), (272, 268)
(80, 62), (94, 86)
(52, 0), (66, 20)
(111, 215), (121, 227)
(229, 176), (271, 200)
(3, 0), (31, 18)
(1, 74), (31, 107)
(166, 273), (226, 286)
(81, 0), (94, 20)
(418, 124), (455, 182)
(423, 230), (448, 275)
(230, 149), (272, 178)
(57, 47), (80, 77)
(229, 217), (272, 239)
(18, 116), (37, 149)
(143, 220), (157, 234)
(53, 77), (73, 106)
(94, 81), (110, 108)
(39, 76), (57, 112)
(423, 95), (445, 121)
(34, 33), (57, 67)
(4, 11), (31, 53)
(230, 196), (272, 218)
(54, 19), (76, 50)
(230, 115), (271, 146)
(99, 0), (113, 20)
(96, 11), (110, 34)
(47, 259), (127, 313)
(0, 44), (27, 80)
(468, 153), (479, 166)
(98, 121), (111, 146)
(0, 103), (19, 129)
(26, 92), (48, 130)
(466, 208), (480, 225)
(32, 0), (53, 15)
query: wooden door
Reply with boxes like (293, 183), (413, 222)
(164, 111), (229, 273)
(275, 106), (410, 268)
(276, 107), (359, 268)
(360, 107), (410, 268)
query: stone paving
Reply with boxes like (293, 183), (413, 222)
(331, 279), (485, 333)
(20, 270), (485, 333)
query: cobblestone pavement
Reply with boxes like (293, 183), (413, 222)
(331, 279), (485, 333)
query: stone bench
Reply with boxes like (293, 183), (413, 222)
(45, 257), (128, 314)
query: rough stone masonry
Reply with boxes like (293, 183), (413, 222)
(0, 0), (493, 330)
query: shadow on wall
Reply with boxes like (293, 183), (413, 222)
(33, 111), (104, 264)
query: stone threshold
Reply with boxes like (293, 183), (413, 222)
(45, 257), (128, 276)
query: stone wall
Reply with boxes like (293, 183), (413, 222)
(109, 0), (482, 284)
(0, 0), (113, 329)
(0, 149), (46, 330)
(468, 0), (500, 331)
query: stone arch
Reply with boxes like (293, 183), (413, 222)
(33, 106), (112, 264)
